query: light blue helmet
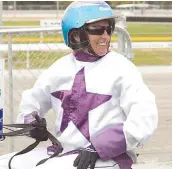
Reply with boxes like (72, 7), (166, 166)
(62, 1), (115, 49)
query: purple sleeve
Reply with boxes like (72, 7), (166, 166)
(90, 123), (126, 160)
(24, 111), (38, 123)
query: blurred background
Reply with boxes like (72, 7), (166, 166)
(1, 1), (172, 17)
(1, 1), (172, 23)
(0, 1), (172, 65)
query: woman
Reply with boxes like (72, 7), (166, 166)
(16, 1), (158, 169)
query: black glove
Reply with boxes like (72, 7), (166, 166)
(73, 145), (99, 169)
(29, 114), (48, 141)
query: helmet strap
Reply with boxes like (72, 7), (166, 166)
(83, 23), (111, 58)
(69, 27), (90, 50)
(69, 26), (110, 57)
(86, 42), (110, 58)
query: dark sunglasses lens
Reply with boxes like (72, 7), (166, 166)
(86, 26), (112, 35)
(86, 28), (104, 35)
(106, 27), (112, 35)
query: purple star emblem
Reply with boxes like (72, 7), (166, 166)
(51, 68), (111, 141)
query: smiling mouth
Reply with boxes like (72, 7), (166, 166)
(97, 41), (108, 47)
(98, 42), (106, 46)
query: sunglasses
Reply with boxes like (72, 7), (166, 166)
(85, 26), (113, 36)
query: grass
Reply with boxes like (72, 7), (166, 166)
(2, 21), (172, 67)
(3, 21), (40, 26)
(4, 49), (171, 69)
(2, 35), (171, 44)
(3, 21), (172, 36)
(1, 21), (172, 42)
(132, 49), (172, 65)
(1, 22), (171, 42)
(12, 51), (68, 69)
(127, 23), (172, 36)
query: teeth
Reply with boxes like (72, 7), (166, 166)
(98, 43), (106, 46)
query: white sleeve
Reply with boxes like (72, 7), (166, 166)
(17, 69), (52, 123)
(120, 64), (158, 151)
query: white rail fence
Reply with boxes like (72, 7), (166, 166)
(0, 25), (133, 152)
(0, 42), (171, 68)
(0, 27), (64, 153)
(0, 42), (171, 69)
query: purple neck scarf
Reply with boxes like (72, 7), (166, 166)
(73, 51), (109, 62)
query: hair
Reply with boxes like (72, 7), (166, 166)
(68, 27), (89, 51)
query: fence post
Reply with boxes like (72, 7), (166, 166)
(8, 33), (14, 152)
(0, 55), (4, 141)
(116, 15), (127, 55)
(0, 1), (4, 141)
(26, 50), (30, 69)
(40, 32), (43, 43)
(115, 15), (133, 61)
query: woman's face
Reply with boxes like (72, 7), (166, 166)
(86, 20), (113, 56)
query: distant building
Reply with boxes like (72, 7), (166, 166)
(2, 1), (172, 10)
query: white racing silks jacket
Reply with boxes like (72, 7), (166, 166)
(17, 51), (158, 169)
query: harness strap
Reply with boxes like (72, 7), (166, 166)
(47, 131), (62, 146)
(1, 122), (63, 168)
(36, 148), (60, 166)
(2, 126), (35, 136)
(3, 123), (46, 128)
(35, 131), (63, 166)
(8, 140), (40, 169)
